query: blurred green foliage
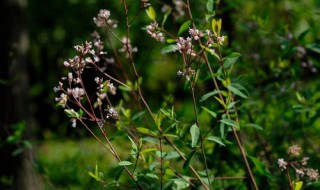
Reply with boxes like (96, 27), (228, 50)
(27, 0), (320, 189)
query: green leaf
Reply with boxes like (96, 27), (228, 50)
(220, 118), (239, 130)
(137, 127), (157, 136)
(64, 109), (80, 118)
(161, 44), (177, 54)
(163, 133), (179, 138)
(207, 136), (226, 146)
(161, 7), (172, 26)
(206, 0), (214, 12)
(114, 167), (125, 182)
(118, 85), (132, 92)
(140, 148), (157, 155)
(223, 52), (241, 69)
(132, 111), (146, 121)
(118, 161), (132, 166)
(128, 136), (138, 158)
(165, 151), (181, 159)
(306, 43), (320, 54)
(244, 123), (263, 130)
(211, 18), (222, 36)
(156, 151), (167, 158)
(172, 177), (190, 190)
(166, 38), (176, 43)
(201, 106), (217, 118)
(200, 44), (220, 60)
(190, 124), (200, 148)
(183, 150), (196, 171)
(293, 180), (303, 190)
(146, 173), (159, 179)
(178, 20), (191, 35)
(227, 84), (248, 99)
(200, 90), (220, 102)
(146, 6), (156, 20)
(248, 155), (273, 178)
(88, 164), (104, 182)
(298, 29), (309, 41)
(214, 96), (227, 108)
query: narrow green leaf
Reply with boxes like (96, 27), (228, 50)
(214, 96), (227, 108)
(140, 148), (157, 155)
(64, 109), (79, 118)
(248, 155), (273, 178)
(223, 52), (241, 69)
(244, 123), (263, 130)
(128, 136), (137, 151)
(207, 136), (226, 146)
(146, 6), (156, 20)
(137, 127), (157, 136)
(132, 111), (146, 121)
(190, 124), (200, 148)
(163, 133), (179, 138)
(114, 167), (125, 182)
(118, 161), (132, 166)
(178, 20), (191, 35)
(118, 85), (132, 92)
(220, 118), (239, 130)
(161, 44), (178, 54)
(201, 106), (217, 118)
(200, 44), (220, 60)
(227, 101), (238, 110)
(227, 84), (248, 99)
(200, 90), (220, 102)
(161, 7), (172, 26)
(183, 150), (196, 171)
(146, 173), (159, 179)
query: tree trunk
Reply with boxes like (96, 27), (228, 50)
(0, 0), (42, 189)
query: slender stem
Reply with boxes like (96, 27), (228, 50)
(286, 169), (293, 190)
(159, 136), (163, 190)
(120, 1), (209, 189)
(185, 0), (259, 189)
(122, 0), (156, 123)
(190, 81), (212, 189)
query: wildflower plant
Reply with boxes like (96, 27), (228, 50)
(278, 145), (319, 190)
(53, 0), (319, 189)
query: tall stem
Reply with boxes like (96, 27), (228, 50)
(185, 0), (259, 189)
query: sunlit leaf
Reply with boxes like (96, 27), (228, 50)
(146, 6), (156, 20)
(118, 161), (132, 166)
(64, 109), (80, 118)
(140, 148), (157, 155)
(137, 127), (157, 136)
